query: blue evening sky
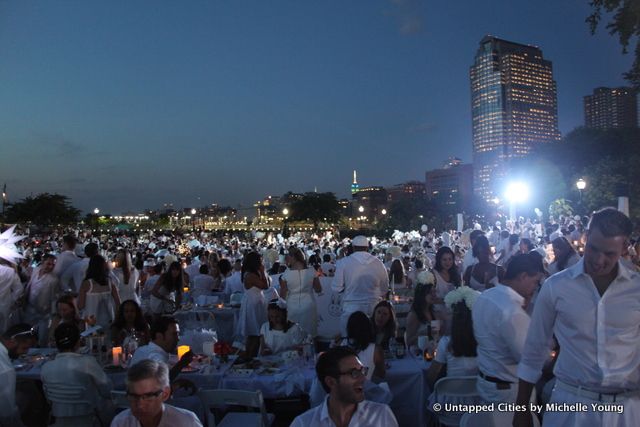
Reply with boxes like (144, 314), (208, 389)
(0, 1), (632, 214)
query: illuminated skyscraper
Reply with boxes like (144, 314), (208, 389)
(470, 36), (560, 201)
(584, 87), (638, 129)
(351, 170), (359, 194)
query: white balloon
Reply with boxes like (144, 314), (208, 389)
(421, 224), (428, 232)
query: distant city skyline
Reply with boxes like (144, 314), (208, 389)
(0, 1), (633, 214)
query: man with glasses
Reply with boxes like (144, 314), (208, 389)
(0, 323), (36, 427)
(291, 346), (398, 427)
(129, 316), (193, 383)
(111, 360), (201, 427)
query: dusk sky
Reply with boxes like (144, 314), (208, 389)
(0, 1), (633, 215)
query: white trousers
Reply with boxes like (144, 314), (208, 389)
(543, 386), (640, 427)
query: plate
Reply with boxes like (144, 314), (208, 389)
(227, 368), (253, 377)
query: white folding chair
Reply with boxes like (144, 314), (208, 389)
(42, 382), (99, 426)
(198, 389), (274, 427)
(110, 390), (130, 409)
(460, 411), (541, 427)
(431, 376), (480, 426)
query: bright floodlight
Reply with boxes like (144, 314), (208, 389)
(94, 208), (100, 215)
(576, 178), (586, 191)
(191, 208), (197, 215)
(358, 206), (364, 213)
(381, 209), (387, 215)
(505, 182), (529, 203)
(282, 208), (289, 216)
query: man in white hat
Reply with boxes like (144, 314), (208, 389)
(332, 236), (389, 335)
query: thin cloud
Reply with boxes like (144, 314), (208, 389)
(387, 0), (426, 36)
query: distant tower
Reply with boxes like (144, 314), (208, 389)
(351, 170), (360, 194)
(584, 87), (638, 129)
(470, 36), (560, 202)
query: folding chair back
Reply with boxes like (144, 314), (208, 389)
(431, 376), (480, 426)
(198, 389), (273, 427)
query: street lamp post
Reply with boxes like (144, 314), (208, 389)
(576, 178), (586, 209)
(358, 206), (364, 229)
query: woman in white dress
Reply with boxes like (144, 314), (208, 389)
(259, 301), (304, 355)
(238, 252), (270, 358)
(78, 255), (120, 339)
(279, 247), (321, 337)
(432, 247), (461, 334)
(548, 236), (580, 275)
(113, 249), (140, 305)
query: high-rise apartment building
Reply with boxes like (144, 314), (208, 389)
(584, 87), (638, 129)
(470, 36), (560, 201)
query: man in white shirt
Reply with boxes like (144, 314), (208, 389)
(130, 317), (193, 383)
(111, 359), (202, 427)
(224, 260), (244, 296)
(0, 323), (36, 427)
(472, 253), (543, 403)
(41, 322), (112, 425)
(514, 208), (640, 427)
(60, 242), (98, 294)
(52, 235), (80, 279)
(332, 236), (389, 335)
(291, 346), (398, 427)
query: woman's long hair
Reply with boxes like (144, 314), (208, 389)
(112, 300), (148, 332)
(159, 261), (184, 293)
(116, 249), (132, 285)
(434, 247), (461, 286)
(85, 255), (109, 287)
(389, 259), (405, 285)
(553, 236), (577, 271)
(411, 283), (435, 323)
(346, 311), (375, 353)
(241, 252), (262, 282)
(449, 301), (477, 358)
(372, 300), (397, 347)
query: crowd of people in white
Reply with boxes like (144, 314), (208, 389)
(0, 207), (639, 427)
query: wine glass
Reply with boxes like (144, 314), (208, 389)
(417, 335), (429, 358)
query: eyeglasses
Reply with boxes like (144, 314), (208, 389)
(126, 390), (164, 402)
(10, 327), (37, 340)
(338, 366), (369, 379)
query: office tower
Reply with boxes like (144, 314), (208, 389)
(425, 159), (473, 211)
(470, 36), (560, 201)
(584, 87), (638, 129)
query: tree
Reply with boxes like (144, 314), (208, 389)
(288, 192), (342, 230)
(588, 0), (640, 88)
(6, 193), (81, 225)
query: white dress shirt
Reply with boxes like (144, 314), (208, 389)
(40, 352), (112, 417)
(60, 257), (90, 294)
(331, 252), (389, 305)
(290, 396), (398, 427)
(0, 264), (23, 334)
(130, 342), (169, 366)
(53, 250), (80, 279)
(111, 404), (202, 427)
(518, 259), (640, 393)
(0, 341), (21, 426)
(224, 271), (244, 296)
(472, 284), (529, 383)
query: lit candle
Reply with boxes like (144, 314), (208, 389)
(183, 287), (189, 294)
(112, 347), (122, 366)
(177, 345), (190, 360)
(216, 303), (224, 309)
